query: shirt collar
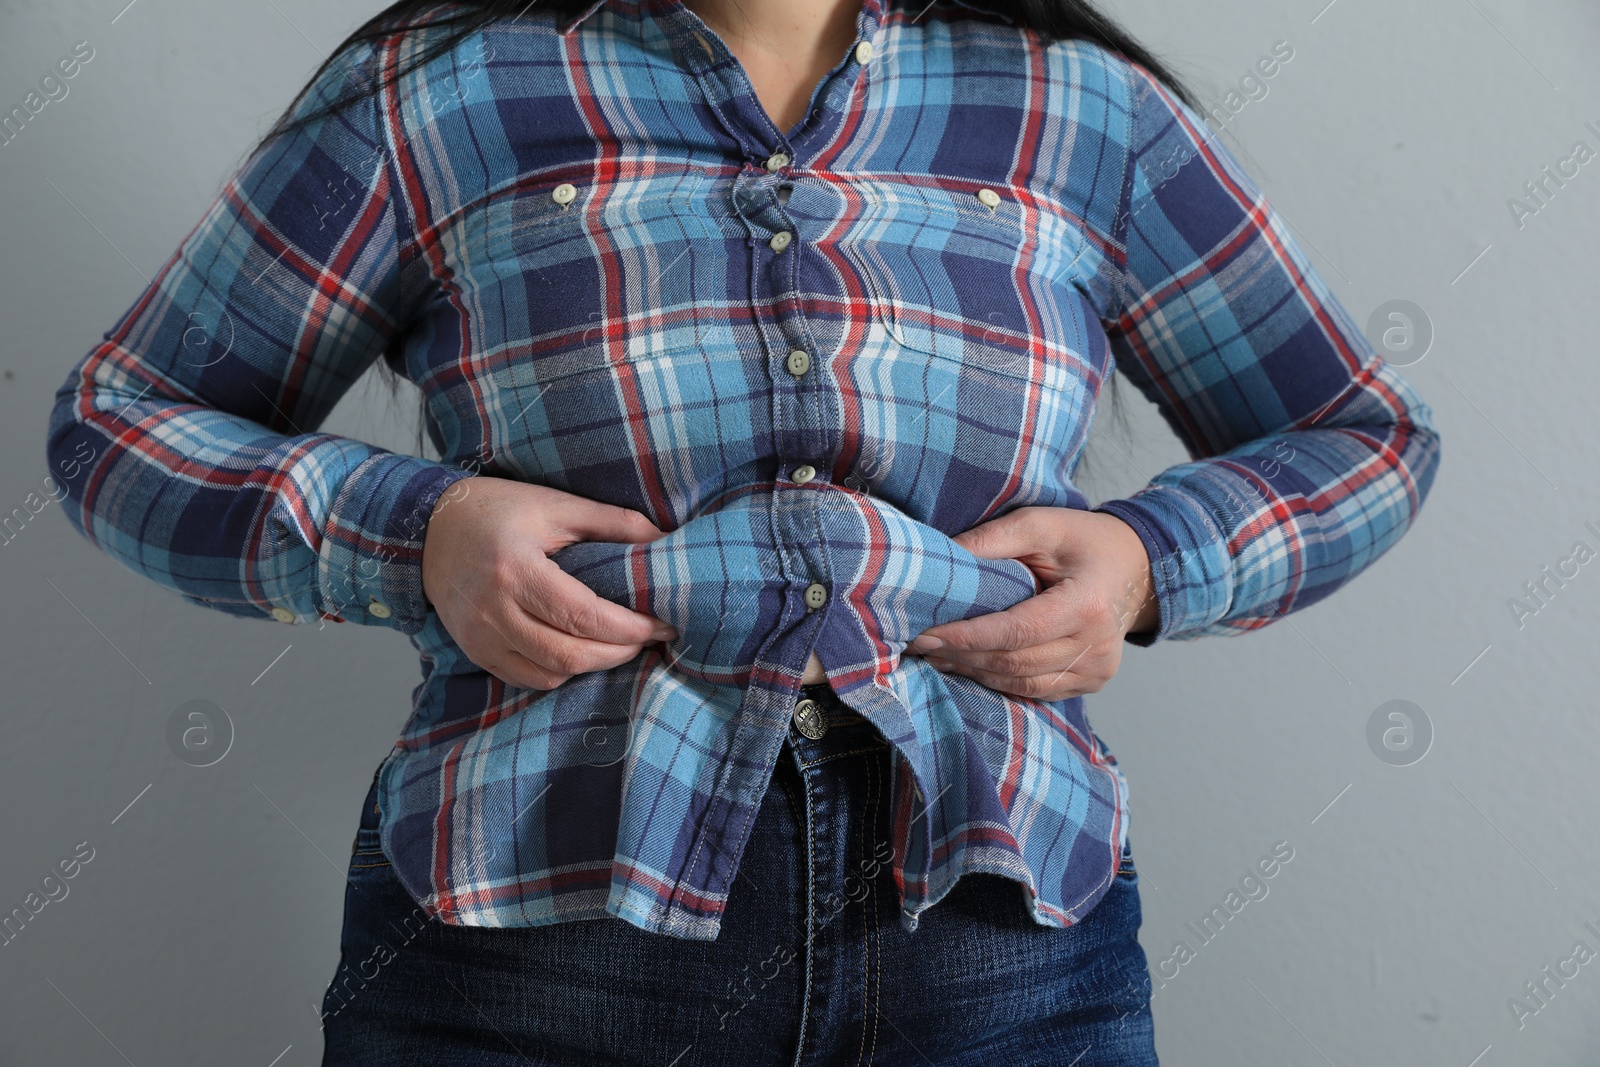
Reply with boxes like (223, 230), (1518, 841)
(934, 0), (1014, 22)
(557, 0), (1012, 35)
(556, 0), (610, 33)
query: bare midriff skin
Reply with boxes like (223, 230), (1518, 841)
(682, 0), (864, 691)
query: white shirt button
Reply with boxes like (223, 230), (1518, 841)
(552, 183), (577, 206)
(769, 230), (793, 253)
(976, 188), (1002, 209)
(270, 607), (295, 624)
(791, 464), (817, 485)
(765, 152), (791, 172)
(804, 582), (828, 609)
(854, 40), (874, 65)
(786, 349), (811, 376)
(367, 600), (393, 620)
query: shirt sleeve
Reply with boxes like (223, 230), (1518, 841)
(44, 38), (474, 636)
(1090, 59), (1442, 646)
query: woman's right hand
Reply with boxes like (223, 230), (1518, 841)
(420, 476), (679, 690)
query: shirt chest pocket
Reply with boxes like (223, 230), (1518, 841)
(480, 173), (725, 384)
(838, 182), (1053, 385)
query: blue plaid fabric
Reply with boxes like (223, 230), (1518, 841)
(47, 0), (1440, 939)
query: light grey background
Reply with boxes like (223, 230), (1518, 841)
(2, 0), (1596, 1064)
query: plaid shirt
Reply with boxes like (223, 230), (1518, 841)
(47, 0), (1440, 940)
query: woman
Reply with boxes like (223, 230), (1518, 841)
(45, 0), (1440, 1062)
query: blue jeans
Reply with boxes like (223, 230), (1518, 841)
(320, 684), (1158, 1065)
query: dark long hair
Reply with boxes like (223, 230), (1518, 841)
(265, 0), (1199, 145)
(266, 0), (1197, 469)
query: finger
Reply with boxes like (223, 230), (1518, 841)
(949, 507), (1050, 561)
(521, 556), (677, 644)
(510, 610), (652, 677)
(464, 633), (576, 694)
(474, 641), (573, 691)
(449, 567), (656, 675)
(442, 578), (643, 683)
(554, 497), (672, 546)
(931, 634), (1094, 678)
(923, 656), (1102, 700)
(914, 581), (1085, 654)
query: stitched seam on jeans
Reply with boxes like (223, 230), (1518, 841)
(795, 755), (818, 1064)
(799, 746), (882, 769)
(779, 753), (807, 838)
(857, 749), (883, 1067)
(854, 751), (872, 1067)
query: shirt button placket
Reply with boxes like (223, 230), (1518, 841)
(743, 144), (833, 674)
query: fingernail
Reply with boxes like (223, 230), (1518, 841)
(927, 657), (952, 671)
(653, 625), (677, 641)
(911, 634), (944, 652)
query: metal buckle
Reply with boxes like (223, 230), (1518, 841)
(791, 697), (828, 740)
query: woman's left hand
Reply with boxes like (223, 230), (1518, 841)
(907, 507), (1160, 700)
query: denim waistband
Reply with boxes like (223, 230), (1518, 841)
(784, 683), (887, 768)
(797, 682), (869, 723)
